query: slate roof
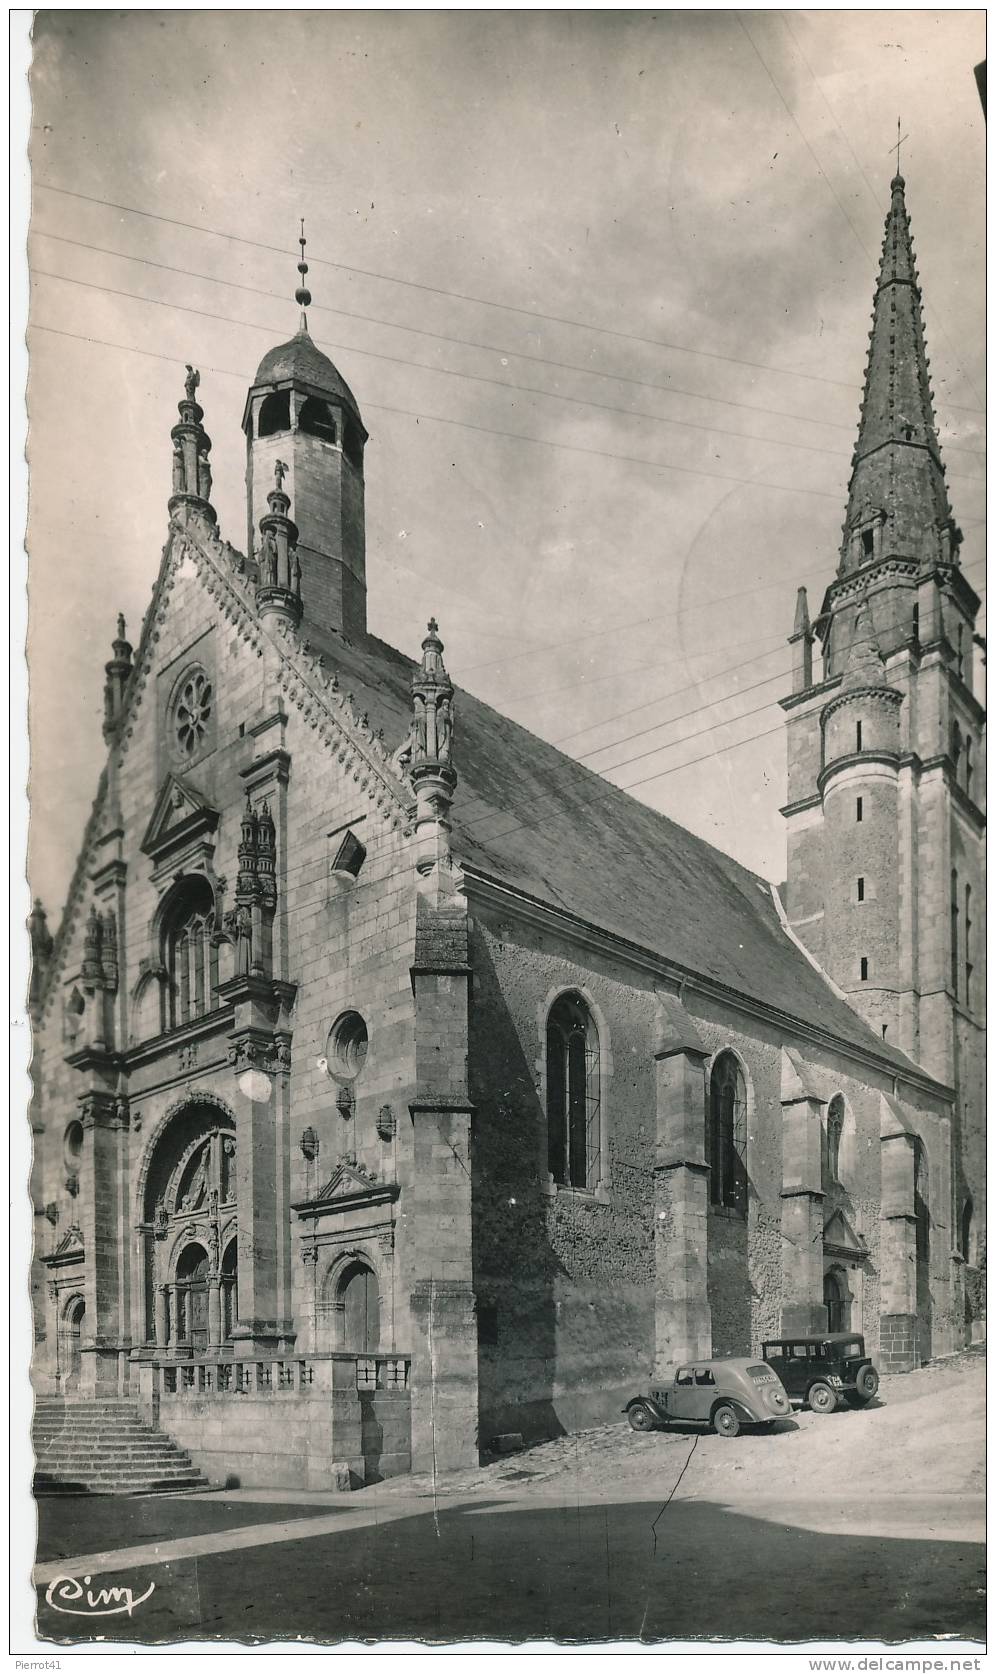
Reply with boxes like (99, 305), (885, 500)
(251, 327), (363, 421)
(300, 609), (932, 1082)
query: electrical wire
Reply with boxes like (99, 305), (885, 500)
(33, 226), (987, 464)
(27, 315), (847, 504)
(30, 262), (986, 488)
(36, 178), (940, 401)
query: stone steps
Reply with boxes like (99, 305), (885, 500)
(32, 1397), (210, 1497)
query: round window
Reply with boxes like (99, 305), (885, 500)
(63, 1120), (84, 1171)
(326, 1011), (369, 1083)
(173, 669), (213, 758)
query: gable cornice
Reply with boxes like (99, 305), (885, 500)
(178, 514), (413, 829)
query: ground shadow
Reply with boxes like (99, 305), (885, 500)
(34, 1491), (984, 1647)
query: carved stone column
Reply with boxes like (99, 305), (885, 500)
(207, 1277), (222, 1349)
(154, 1283), (168, 1349)
(76, 1089), (130, 1393)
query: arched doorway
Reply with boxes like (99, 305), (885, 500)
(62, 1295), (85, 1391)
(340, 1260), (380, 1353)
(139, 1102), (237, 1351)
(824, 1268), (850, 1333)
(176, 1243), (209, 1351)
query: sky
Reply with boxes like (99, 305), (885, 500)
(22, 8), (986, 920)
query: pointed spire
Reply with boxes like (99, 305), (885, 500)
(789, 586), (813, 692)
(295, 219), (312, 333)
(839, 170), (955, 574)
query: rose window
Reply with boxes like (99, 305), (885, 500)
(174, 671), (213, 757)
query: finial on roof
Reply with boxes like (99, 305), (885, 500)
(404, 616), (457, 878)
(295, 218), (312, 331)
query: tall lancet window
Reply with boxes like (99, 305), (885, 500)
(709, 1052), (747, 1214)
(546, 993), (600, 1190)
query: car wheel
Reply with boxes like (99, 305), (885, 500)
(712, 1403), (741, 1438)
(627, 1404), (656, 1433)
(855, 1365), (880, 1401)
(808, 1381), (838, 1414)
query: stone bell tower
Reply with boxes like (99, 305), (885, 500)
(242, 225), (368, 638)
(780, 169), (986, 1283)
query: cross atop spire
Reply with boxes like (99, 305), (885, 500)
(295, 218), (312, 331)
(889, 116), (909, 183)
(837, 168), (957, 575)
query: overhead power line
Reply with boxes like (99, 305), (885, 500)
(31, 258), (881, 474)
(37, 226), (914, 447)
(28, 314), (849, 504)
(576, 664), (791, 763)
(35, 179), (986, 415)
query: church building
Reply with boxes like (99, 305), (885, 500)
(29, 176), (984, 1491)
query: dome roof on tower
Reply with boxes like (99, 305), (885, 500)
(251, 326), (362, 420)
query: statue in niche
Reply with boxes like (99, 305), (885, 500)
(225, 904), (253, 975)
(260, 529), (278, 588)
(197, 447), (212, 500)
(413, 700), (427, 758)
(436, 697), (453, 763)
(172, 443), (185, 494)
(289, 547), (302, 595)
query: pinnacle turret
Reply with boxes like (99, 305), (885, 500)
(169, 365), (217, 525)
(839, 172), (958, 575)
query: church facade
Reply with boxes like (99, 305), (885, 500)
(29, 179), (983, 1489)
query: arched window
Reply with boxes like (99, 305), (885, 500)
(964, 737), (974, 798)
(959, 1196), (973, 1265)
(546, 993), (600, 1189)
(708, 1052), (747, 1213)
(950, 869), (959, 997)
(825, 1094), (845, 1185)
(299, 396), (337, 442)
(163, 878), (217, 1031)
(258, 390), (290, 437)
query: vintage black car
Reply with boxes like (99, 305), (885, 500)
(760, 1333), (880, 1413)
(624, 1357), (792, 1438)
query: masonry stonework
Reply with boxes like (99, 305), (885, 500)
(29, 181), (980, 1486)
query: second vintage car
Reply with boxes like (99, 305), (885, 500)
(624, 1357), (792, 1438)
(759, 1333), (881, 1412)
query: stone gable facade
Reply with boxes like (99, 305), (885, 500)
(29, 192), (982, 1488)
